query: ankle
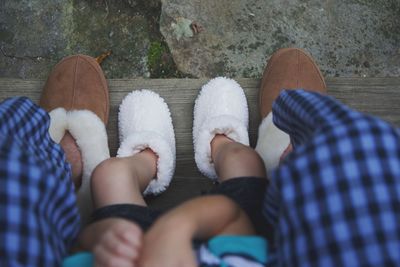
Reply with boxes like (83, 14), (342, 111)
(129, 148), (158, 191)
(211, 134), (234, 162)
(137, 148), (158, 175)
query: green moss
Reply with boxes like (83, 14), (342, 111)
(148, 41), (164, 71)
(147, 40), (189, 78)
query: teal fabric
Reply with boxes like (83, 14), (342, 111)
(207, 235), (268, 263)
(62, 236), (268, 266)
(62, 252), (93, 267)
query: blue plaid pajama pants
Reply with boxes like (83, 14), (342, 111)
(0, 97), (80, 266)
(265, 90), (400, 266)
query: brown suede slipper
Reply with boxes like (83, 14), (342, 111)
(40, 54), (109, 123)
(40, 54), (110, 225)
(259, 48), (327, 118)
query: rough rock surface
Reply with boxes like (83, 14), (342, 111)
(160, 0), (400, 77)
(0, 0), (154, 78)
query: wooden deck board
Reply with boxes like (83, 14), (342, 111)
(1, 78), (399, 208)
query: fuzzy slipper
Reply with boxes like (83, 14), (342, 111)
(117, 90), (176, 195)
(193, 77), (249, 180)
(40, 55), (110, 225)
(255, 113), (290, 173)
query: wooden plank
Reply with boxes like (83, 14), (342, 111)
(1, 78), (400, 208)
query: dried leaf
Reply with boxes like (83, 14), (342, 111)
(96, 50), (112, 65)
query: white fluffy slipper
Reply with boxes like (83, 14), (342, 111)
(255, 112), (290, 174)
(117, 90), (176, 195)
(193, 77), (249, 180)
(48, 108), (110, 225)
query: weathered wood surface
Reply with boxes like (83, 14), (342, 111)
(1, 78), (400, 208)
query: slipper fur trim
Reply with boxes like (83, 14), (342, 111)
(48, 108), (110, 225)
(117, 90), (176, 195)
(48, 108), (68, 143)
(255, 112), (290, 174)
(193, 77), (249, 180)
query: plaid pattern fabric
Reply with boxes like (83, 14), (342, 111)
(0, 97), (80, 266)
(264, 90), (400, 266)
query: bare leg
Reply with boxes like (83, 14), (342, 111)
(77, 149), (157, 254)
(211, 134), (266, 182)
(209, 134), (267, 235)
(91, 149), (157, 208)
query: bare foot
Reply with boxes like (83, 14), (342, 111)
(59, 131), (83, 190)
